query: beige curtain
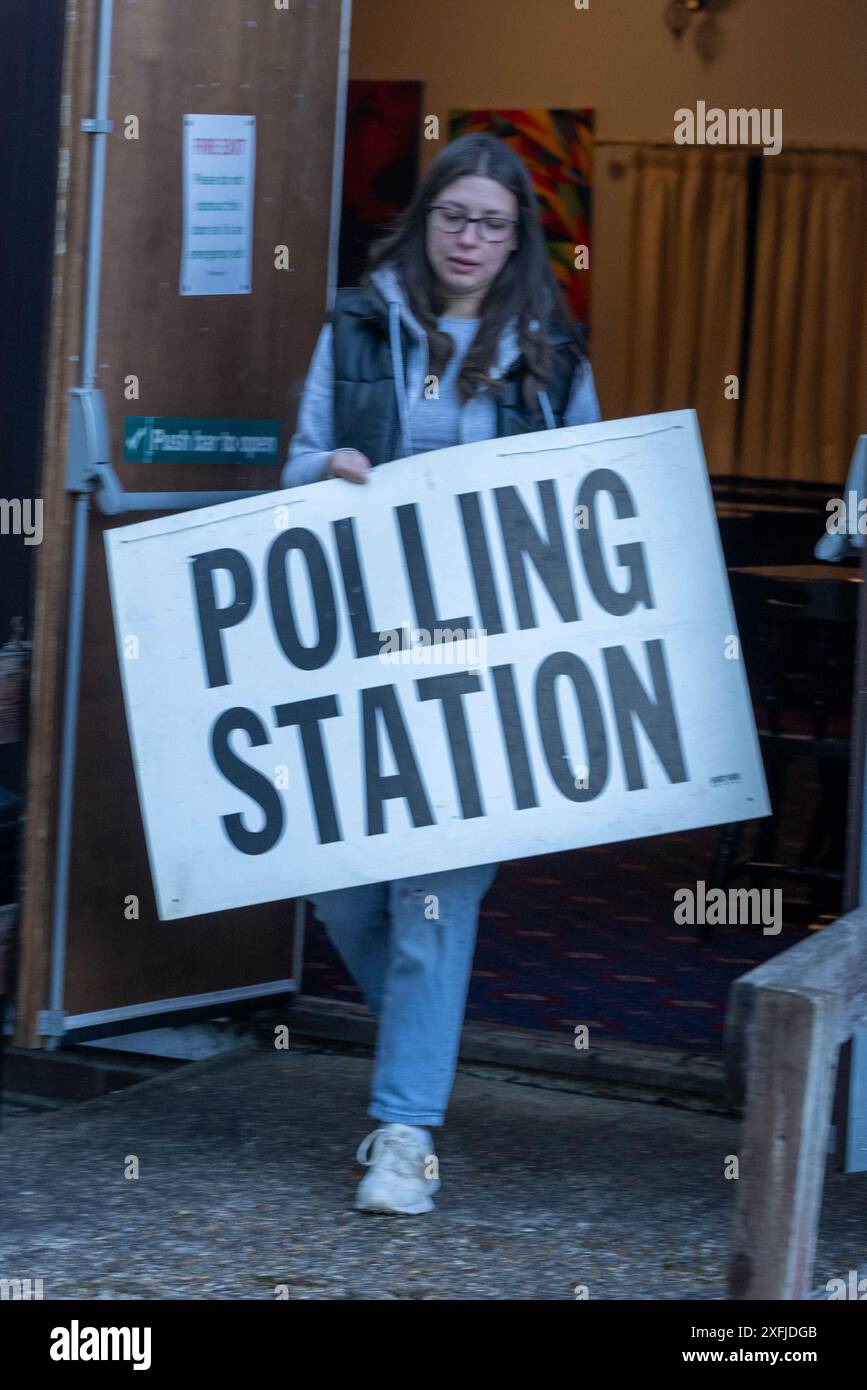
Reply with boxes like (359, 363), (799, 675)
(740, 152), (867, 483)
(622, 147), (749, 474)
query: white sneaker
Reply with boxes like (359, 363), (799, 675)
(354, 1123), (440, 1214)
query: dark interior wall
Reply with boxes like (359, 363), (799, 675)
(0, 0), (67, 794)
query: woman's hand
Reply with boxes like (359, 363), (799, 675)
(326, 448), (371, 483)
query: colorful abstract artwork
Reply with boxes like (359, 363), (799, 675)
(339, 80), (423, 287)
(448, 109), (594, 325)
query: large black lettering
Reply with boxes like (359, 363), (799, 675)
(211, 707), (283, 854)
(602, 640), (687, 788)
(535, 652), (608, 801)
(576, 469), (654, 617)
(457, 491), (505, 636)
(273, 695), (344, 844)
(415, 671), (484, 819)
(190, 548), (254, 689)
(494, 480), (579, 630)
(490, 663), (539, 810)
(361, 684), (435, 835)
(333, 516), (394, 658)
(395, 502), (471, 643)
(267, 528), (338, 670)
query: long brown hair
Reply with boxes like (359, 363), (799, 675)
(361, 133), (588, 409)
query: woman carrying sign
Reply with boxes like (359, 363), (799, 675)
(282, 132), (601, 1214)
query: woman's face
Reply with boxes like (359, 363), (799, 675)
(425, 175), (519, 306)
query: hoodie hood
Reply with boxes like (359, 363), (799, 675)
(369, 261), (527, 373)
(368, 262), (556, 454)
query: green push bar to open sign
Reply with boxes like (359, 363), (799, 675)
(124, 417), (281, 463)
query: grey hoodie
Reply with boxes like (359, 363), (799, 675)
(281, 261), (601, 488)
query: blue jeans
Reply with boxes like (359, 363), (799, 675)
(307, 861), (499, 1127)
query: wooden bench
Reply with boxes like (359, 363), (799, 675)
(725, 908), (867, 1298)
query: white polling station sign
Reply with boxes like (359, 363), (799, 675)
(104, 409), (769, 920)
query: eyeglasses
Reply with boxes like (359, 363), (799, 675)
(426, 204), (518, 243)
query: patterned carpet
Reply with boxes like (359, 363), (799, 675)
(302, 814), (826, 1056)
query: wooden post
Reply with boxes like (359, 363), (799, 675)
(728, 988), (840, 1299)
(725, 909), (867, 1298)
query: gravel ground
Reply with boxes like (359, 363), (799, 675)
(0, 1040), (865, 1300)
